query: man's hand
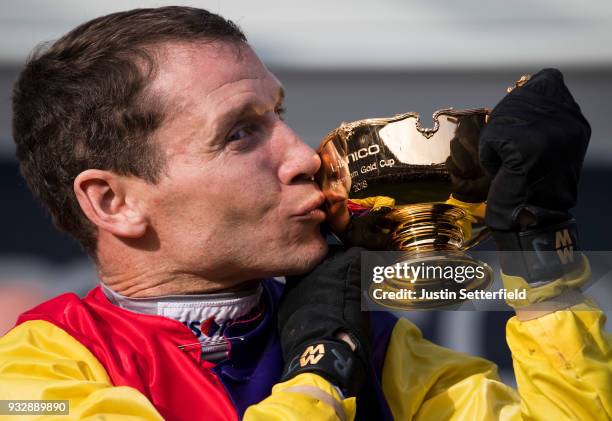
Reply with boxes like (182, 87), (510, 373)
(479, 68), (591, 286)
(277, 246), (369, 397)
(480, 68), (590, 231)
(340, 207), (395, 250)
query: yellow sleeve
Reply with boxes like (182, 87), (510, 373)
(381, 306), (611, 420)
(244, 373), (356, 421)
(507, 300), (612, 420)
(503, 253), (611, 419)
(381, 317), (521, 421)
(0, 320), (163, 421)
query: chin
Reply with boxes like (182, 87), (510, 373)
(250, 225), (328, 278)
(280, 235), (328, 277)
(272, 234), (327, 276)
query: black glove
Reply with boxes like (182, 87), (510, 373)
(479, 68), (590, 281)
(278, 246), (369, 397)
(445, 114), (492, 203)
(340, 207), (395, 250)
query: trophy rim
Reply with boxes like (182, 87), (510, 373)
(317, 107), (490, 152)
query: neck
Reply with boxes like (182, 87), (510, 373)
(100, 268), (262, 298)
(96, 237), (261, 298)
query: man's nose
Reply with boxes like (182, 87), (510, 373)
(277, 123), (322, 185)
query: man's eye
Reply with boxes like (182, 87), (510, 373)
(228, 125), (255, 142)
(275, 106), (286, 120)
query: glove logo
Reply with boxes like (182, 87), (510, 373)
(331, 348), (353, 378)
(299, 344), (325, 367)
(555, 228), (575, 264)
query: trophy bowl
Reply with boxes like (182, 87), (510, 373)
(317, 108), (494, 309)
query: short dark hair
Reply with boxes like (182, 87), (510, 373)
(12, 7), (246, 254)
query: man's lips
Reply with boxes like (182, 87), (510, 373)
(293, 193), (326, 221)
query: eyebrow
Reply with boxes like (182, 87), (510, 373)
(222, 86), (285, 121)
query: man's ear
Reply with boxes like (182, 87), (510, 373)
(74, 170), (148, 239)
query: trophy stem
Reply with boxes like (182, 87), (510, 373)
(388, 203), (468, 252)
(370, 203), (493, 309)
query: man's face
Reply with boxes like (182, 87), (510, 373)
(139, 42), (327, 286)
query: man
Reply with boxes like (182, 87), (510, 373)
(0, 6), (610, 421)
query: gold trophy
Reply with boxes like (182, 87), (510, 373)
(317, 108), (494, 309)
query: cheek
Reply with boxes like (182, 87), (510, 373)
(191, 153), (283, 226)
(222, 151), (283, 218)
(149, 146), (287, 248)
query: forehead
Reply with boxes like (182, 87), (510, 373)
(151, 41), (281, 112)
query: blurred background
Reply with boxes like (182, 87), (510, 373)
(1, 0), (611, 386)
